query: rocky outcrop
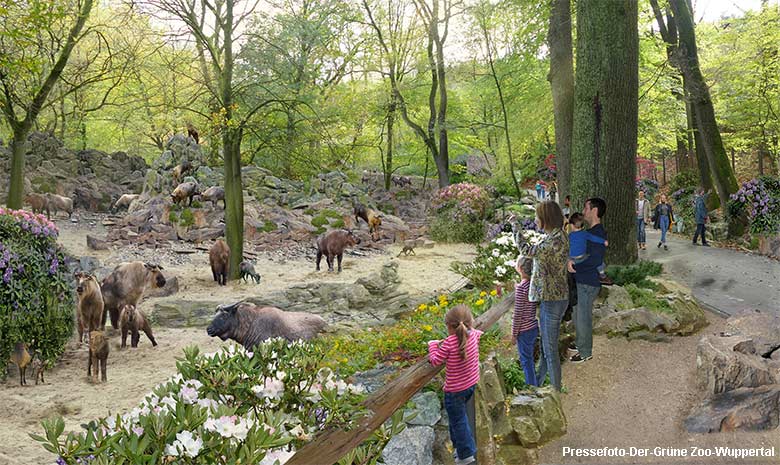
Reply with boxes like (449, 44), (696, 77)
(685, 385), (780, 433)
(381, 426), (435, 465)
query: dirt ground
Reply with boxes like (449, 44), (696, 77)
(0, 216), (476, 464)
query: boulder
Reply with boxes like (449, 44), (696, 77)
(146, 276), (179, 298)
(758, 234), (780, 257)
(406, 391), (442, 427)
(185, 226), (225, 243)
(695, 333), (779, 396)
(381, 426), (434, 465)
(86, 235), (109, 251)
(152, 300), (222, 327)
(602, 285), (633, 311)
(593, 307), (676, 336)
(684, 385), (780, 433)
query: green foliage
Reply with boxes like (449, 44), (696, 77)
(261, 220), (276, 233)
(728, 176), (780, 235)
(625, 284), (672, 314)
(35, 339), (401, 464)
(0, 209), (74, 368)
(430, 183), (492, 244)
(496, 354), (531, 392)
(190, 200), (203, 209)
(430, 216), (486, 244)
(668, 170), (699, 195)
(168, 211), (178, 224)
(178, 208), (195, 227)
(604, 260), (662, 289)
(451, 232), (518, 288)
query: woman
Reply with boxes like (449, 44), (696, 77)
(653, 194), (675, 250)
(527, 200), (569, 391)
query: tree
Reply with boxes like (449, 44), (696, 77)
(547, 0), (573, 201)
(570, 0), (638, 264)
(1, 0), (95, 208)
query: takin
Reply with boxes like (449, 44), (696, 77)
(101, 262), (166, 329)
(316, 229), (360, 273)
(9, 342), (32, 386)
(239, 260), (261, 284)
(353, 202), (382, 240)
(209, 239), (230, 286)
(75, 271), (105, 343)
(24, 193), (48, 216)
(206, 302), (327, 349)
(45, 193), (74, 219)
(112, 194), (139, 212)
(172, 160), (193, 185)
(200, 186), (225, 209)
(88, 330), (109, 383)
(171, 181), (199, 206)
(119, 304), (157, 348)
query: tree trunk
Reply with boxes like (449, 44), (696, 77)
(384, 98), (395, 191)
(7, 125), (31, 208)
(731, 147), (735, 173)
(571, 0), (638, 265)
(669, 0), (739, 231)
(548, 0), (574, 201)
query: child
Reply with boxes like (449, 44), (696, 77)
(513, 256), (538, 386)
(567, 212), (611, 283)
(428, 304), (483, 465)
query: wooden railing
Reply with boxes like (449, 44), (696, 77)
(285, 292), (514, 465)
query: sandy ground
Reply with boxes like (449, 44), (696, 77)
(0, 215), (476, 464)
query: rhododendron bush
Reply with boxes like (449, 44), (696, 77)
(0, 208), (73, 368)
(430, 183), (492, 243)
(36, 339), (404, 465)
(729, 177), (780, 235)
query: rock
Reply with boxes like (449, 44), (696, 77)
(86, 234), (109, 250)
(146, 276), (179, 298)
(758, 234), (780, 257)
(406, 391), (441, 426)
(626, 330), (672, 343)
(421, 239), (436, 249)
(695, 333), (778, 396)
(593, 307), (676, 336)
(264, 176), (282, 189)
(185, 226), (225, 243)
(357, 262), (401, 295)
(603, 285), (633, 311)
(381, 426), (434, 465)
(684, 384), (780, 433)
(78, 256), (101, 274)
(152, 300), (222, 327)
(727, 309), (780, 344)
(350, 365), (398, 394)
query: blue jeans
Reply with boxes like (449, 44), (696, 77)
(693, 223), (708, 245)
(636, 217), (646, 244)
(444, 385), (477, 460)
(574, 283), (600, 359)
(516, 326), (539, 387)
(536, 300), (567, 391)
(659, 215), (669, 244)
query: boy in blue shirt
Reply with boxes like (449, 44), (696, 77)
(567, 212), (610, 282)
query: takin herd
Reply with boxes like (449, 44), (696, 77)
(10, 166), (404, 387)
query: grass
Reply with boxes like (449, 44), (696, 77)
(625, 283), (672, 314)
(261, 220), (276, 233)
(605, 260), (662, 289)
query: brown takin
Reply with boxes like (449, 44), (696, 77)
(25, 193), (48, 216)
(9, 342), (32, 386)
(353, 202), (382, 240)
(171, 181), (199, 207)
(207, 302), (327, 349)
(75, 271), (105, 343)
(316, 229), (360, 273)
(32, 354), (45, 385)
(101, 262), (166, 329)
(172, 160), (193, 184)
(119, 304), (157, 348)
(209, 239), (230, 285)
(112, 194), (139, 212)
(88, 330), (109, 383)
(200, 186), (225, 209)
(45, 193), (74, 219)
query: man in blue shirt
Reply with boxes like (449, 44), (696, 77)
(692, 188), (711, 246)
(567, 197), (607, 363)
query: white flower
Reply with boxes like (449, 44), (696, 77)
(184, 379), (203, 390)
(166, 430), (202, 458)
(494, 234), (511, 246)
(258, 447), (296, 465)
(495, 265), (507, 277)
(197, 398), (219, 412)
(504, 259), (517, 268)
(105, 416), (117, 430)
(491, 248), (501, 257)
(275, 370), (287, 381)
(180, 386), (199, 404)
(258, 377), (285, 399)
(232, 417), (252, 441)
(160, 395), (177, 412)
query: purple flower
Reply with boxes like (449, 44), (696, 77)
(3, 267), (12, 284)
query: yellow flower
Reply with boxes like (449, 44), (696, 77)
(479, 291), (487, 297)
(438, 294), (448, 302)
(422, 324), (433, 332)
(341, 358), (348, 363)
(490, 290), (498, 296)
(475, 299), (485, 306)
(418, 303), (428, 311)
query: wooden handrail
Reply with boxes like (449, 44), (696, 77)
(285, 292), (515, 465)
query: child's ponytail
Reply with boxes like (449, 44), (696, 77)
(445, 304), (475, 362)
(455, 321), (468, 361)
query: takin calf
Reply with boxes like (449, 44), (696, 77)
(75, 271), (105, 342)
(119, 304), (157, 348)
(45, 193), (74, 219)
(112, 194), (139, 212)
(353, 202), (382, 240)
(171, 181), (199, 207)
(88, 331), (109, 383)
(239, 260), (261, 284)
(101, 262), (166, 329)
(172, 160), (193, 185)
(209, 239), (230, 286)
(25, 193), (48, 216)
(207, 302), (327, 349)
(9, 342), (32, 386)
(201, 186), (225, 209)
(316, 229), (360, 273)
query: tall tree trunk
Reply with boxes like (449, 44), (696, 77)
(669, 0), (739, 231)
(7, 124), (32, 206)
(571, 0), (638, 265)
(691, 106), (719, 209)
(384, 97), (395, 191)
(548, 0), (574, 201)
(675, 133), (685, 173)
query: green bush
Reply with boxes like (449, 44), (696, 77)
(605, 260), (662, 289)
(430, 183), (492, 244)
(625, 284), (672, 314)
(331, 219), (345, 229)
(261, 220), (276, 233)
(37, 339), (404, 464)
(0, 208), (74, 368)
(668, 170), (699, 194)
(168, 211), (179, 224)
(430, 216), (485, 244)
(496, 354), (531, 392)
(179, 208), (195, 227)
(191, 200), (203, 209)
(311, 215), (329, 228)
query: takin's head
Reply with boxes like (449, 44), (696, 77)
(74, 271), (98, 295)
(120, 304), (137, 323)
(206, 301), (241, 341)
(343, 229), (361, 246)
(144, 262), (166, 288)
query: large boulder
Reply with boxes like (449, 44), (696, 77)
(381, 426), (435, 465)
(696, 333), (779, 396)
(593, 307), (676, 336)
(685, 385), (780, 433)
(406, 391), (442, 427)
(152, 300), (222, 327)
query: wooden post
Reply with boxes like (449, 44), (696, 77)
(285, 293), (515, 465)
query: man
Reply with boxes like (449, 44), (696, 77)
(562, 195), (571, 219)
(636, 191), (651, 250)
(692, 188), (711, 246)
(567, 197), (607, 363)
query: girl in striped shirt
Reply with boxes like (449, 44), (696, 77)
(428, 304), (482, 465)
(513, 256), (538, 386)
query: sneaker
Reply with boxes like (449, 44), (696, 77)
(599, 275), (614, 286)
(664, 244), (668, 250)
(455, 456), (476, 465)
(702, 243), (711, 247)
(566, 343), (578, 355)
(657, 242), (662, 248)
(570, 353), (592, 363)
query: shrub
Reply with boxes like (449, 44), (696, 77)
(605, 260), (662, 289)
(728, 177), (780, 235)
(36, 339), (404, 465)
(261, 220), (276, 233)
(430, 183), (492, 244)
(625, 284), (672, 314)
(668, 170), (699, 194)
(0, 208), (74, 368)
(311, 215), (329, 228)
(496, 354), (531, 393)
(179, 208), (195, 227)
(635, 178), (659, 197)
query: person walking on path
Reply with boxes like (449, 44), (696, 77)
(653, 194), (675, 250)
(535, 181), (543, 200)
(526, 201), (569, 391)
(549, 181), (558, 203)
(636, 191), (651, 250)
(512, 256), (539, 387)
(692, 188), (711, 246)
(567, 197), (607, 364)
